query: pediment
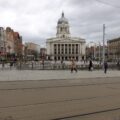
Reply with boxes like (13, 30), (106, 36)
(47, 38), (85, 43)
(54, 39), (79, 43)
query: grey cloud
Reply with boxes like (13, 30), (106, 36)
(67, 0), (120, 41)
(0, 0), (120, 45)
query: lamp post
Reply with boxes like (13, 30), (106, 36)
(103, 24), (105, 64)
(98, 41), (101, 64)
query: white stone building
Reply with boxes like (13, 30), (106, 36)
(46, 12), (86, 61)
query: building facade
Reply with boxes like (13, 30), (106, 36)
(0, 27), (6, 56)
(86, 46), (95, 60)
(6, 27), (15, 54)
(95, 45), (108, 61)
(107, 38), (120, 61)
(0, 26), (23, 59)
(25, 42), (40, 59)
(5, 27), (23, 58)
(40, 48), (47, 60)
(46, 12), (86, 61)
(86, 44), (108, 61)
(13, 32), (23, 57)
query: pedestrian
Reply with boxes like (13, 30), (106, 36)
(88, 60), (93, 71)
(2, 61), (5, 70)
(71, 59), (77, 73)
(42, 59), (44, 69)
(13, 57), (17, 67)
(31, 61), (34, 70)
(61, 59), (63, 64)
(117, 61), (120, 70)
(61, 60), (65, 69)
(104, 61), (108, 74)
(10, 61), (13, 70)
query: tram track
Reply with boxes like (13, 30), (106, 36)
(0, 77), (120, 120)
(0, 81), (120, 91)
(0, 93), (119, 109)
(53, 107), (120, 120)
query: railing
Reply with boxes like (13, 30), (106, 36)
(0, 61), (120, 70)
(16, 62), (120, 70)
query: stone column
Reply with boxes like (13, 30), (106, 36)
(71, 44), (73, 58)
(64, 44), (65, 55)
(80, 43), (82, 60)
(75, 44), (76, 60)
(76, 44), (78, 60)
(56, 44), (57, 54)
(51, 44), (54, 60)
(59, 44), (61, 60)
(73, 44), (74, 55)
(67, 44), (69, 60)
(78, 44), (80, 60)
(57, 44), (59, 58)
(56, 44), (58, 60)
(81, 43), (82, 56)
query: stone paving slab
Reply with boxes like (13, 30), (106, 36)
(0, 69), (120, 81)
(0, 77), (120, 120)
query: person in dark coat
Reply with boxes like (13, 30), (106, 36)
(117, 61), (120, 70)
(10, 61), (13, 70)
(2, 61), (5, 70)
(89, 60), (93, 71)
(104, 61), (108, 74)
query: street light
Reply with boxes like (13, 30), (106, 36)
(103, 24), (106, 64)
(94, 41), (101, 64)
(98, 41), (101, 64)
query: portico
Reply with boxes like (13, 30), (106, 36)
(53, 43), (81, 60)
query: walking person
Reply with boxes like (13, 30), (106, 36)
(117, 61), (120, 70)
(104, 61), (108, 74)
(70, 59), (77, 73)
(42, 59), (44, 69)
(2, 61), (5, 70)
(88, 59), (93, 71)
(10, 60), (13, 70)
(61, 59), (64, 69)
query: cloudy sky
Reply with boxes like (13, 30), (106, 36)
(0, 0), (120, 46)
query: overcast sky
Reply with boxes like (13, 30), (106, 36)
(0, 0), (120, 46)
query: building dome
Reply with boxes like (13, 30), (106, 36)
(58, 12), (69, 24)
